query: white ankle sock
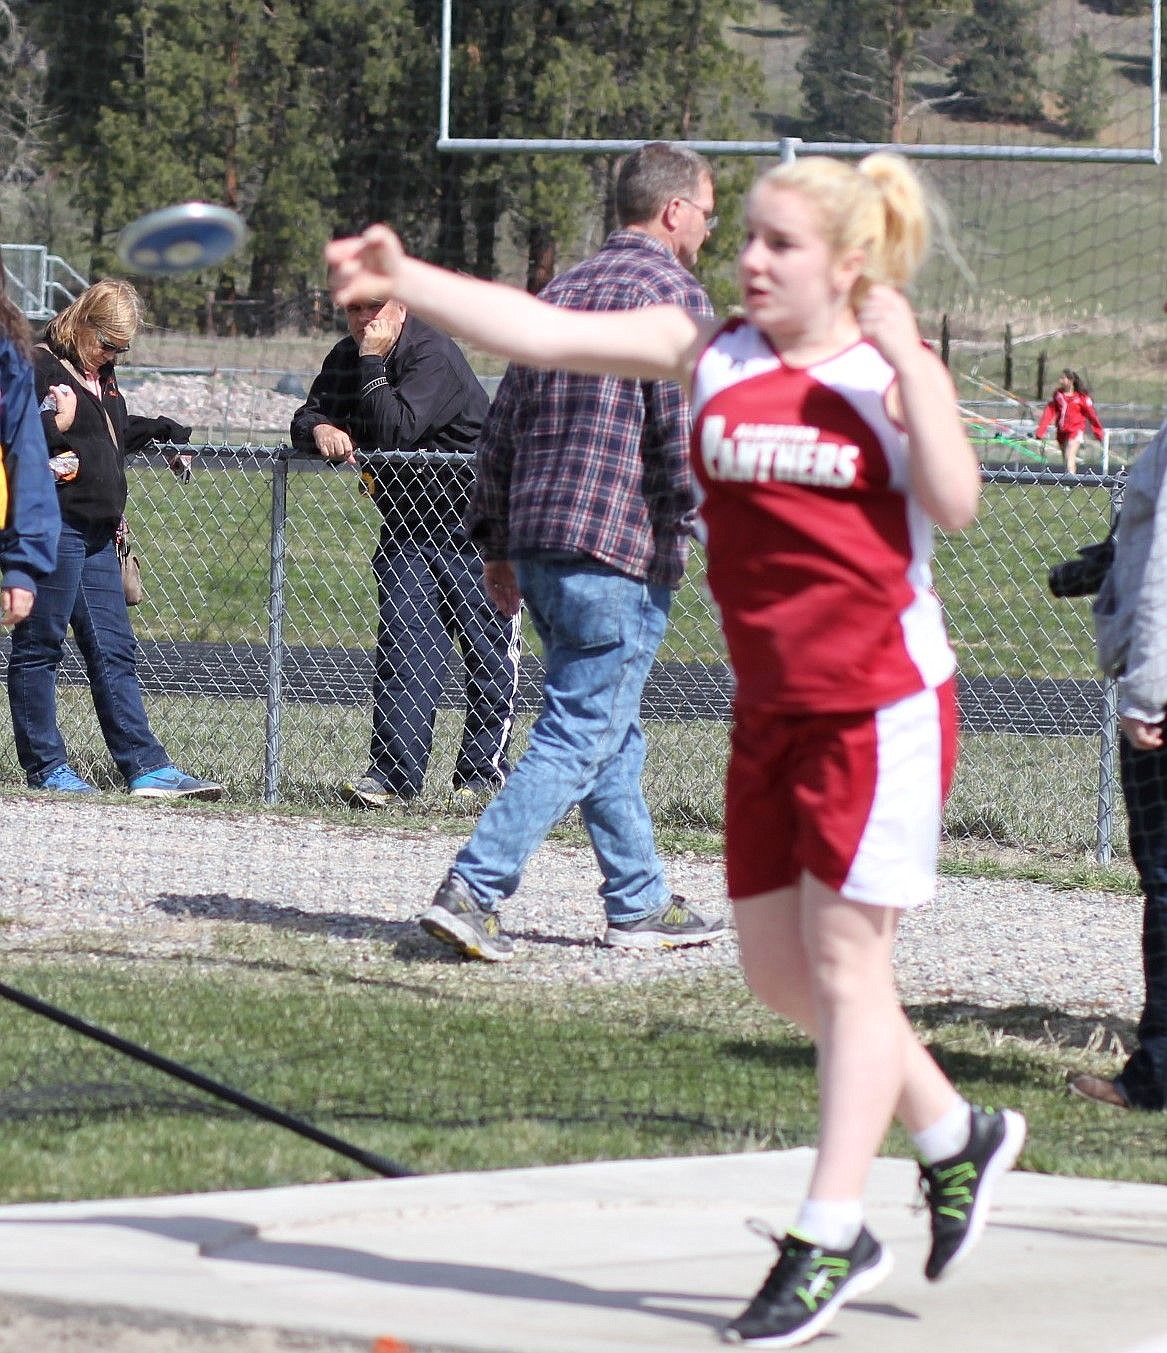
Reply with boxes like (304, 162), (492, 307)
(913, 1098), (972, 1165)
(791, 1198), (864, 1251)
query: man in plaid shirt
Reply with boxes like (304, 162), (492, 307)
(419, 142), (726, 962)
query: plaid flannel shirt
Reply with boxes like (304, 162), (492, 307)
(466, 229), (713, 588)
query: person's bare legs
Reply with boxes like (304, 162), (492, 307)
(734, 874), (960, 1203)
(800, 876), (958, 1197)
(1064, 431), (1083, 475)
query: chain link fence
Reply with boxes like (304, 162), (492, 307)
(0, 445), (1139, 862)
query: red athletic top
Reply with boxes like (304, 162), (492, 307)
(690, 320), (956, 714)
(1036, 389), (1104, 442)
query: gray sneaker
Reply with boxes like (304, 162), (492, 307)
(419, 871), (514, 963)
(603, 895), (727, 949)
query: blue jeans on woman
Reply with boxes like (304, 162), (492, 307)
(8, 515), (170, 786)
(1118, 738), (1167, 1110)
(451, 556), (672, 925)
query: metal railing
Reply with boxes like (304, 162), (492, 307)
(2, 244), (88, 320)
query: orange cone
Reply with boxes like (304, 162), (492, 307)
(372, 1339), (412, 1353)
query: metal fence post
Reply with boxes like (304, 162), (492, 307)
(264, 451), (289, 804)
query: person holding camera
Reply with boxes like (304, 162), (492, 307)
(1072, 422), (1167, 1112)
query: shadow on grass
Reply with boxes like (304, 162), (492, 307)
(908, 1000), (1138, 1053)
(151, 890), (608, 959)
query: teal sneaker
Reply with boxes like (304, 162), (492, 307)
(33, 764), (98, 794)
(129, 766), (222, 800)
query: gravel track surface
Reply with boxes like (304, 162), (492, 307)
(0, 1294), (371, 1353)
(0, 794), (1143, 1022)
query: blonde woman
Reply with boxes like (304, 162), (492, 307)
(326, 153), (1026, 1348)
(14, 279), (220, 799)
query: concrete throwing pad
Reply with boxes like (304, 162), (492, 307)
(0, 1151), (1163, 1353)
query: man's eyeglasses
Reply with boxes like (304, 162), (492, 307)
(344, 299), (387, 314)
(677, 197), (718, 232)
(98, 337), (132, 355)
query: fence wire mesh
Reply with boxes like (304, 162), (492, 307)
(0, 445), (1136, 864)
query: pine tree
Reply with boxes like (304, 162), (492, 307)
(445, 0), (762, 289)
(798, 0), (892, 142)
(796, 0), (952, 143)
(27, 0), (428, 327)
(948, 0), (1044, 123)
(23, 0), (765, 313)
(0, 0), (47, 193)
(1056, 31), (1112, 141)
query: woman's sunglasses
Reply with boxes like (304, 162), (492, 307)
(98, 336), (132, 355)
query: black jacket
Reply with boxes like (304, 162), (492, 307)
(290, 314), (488, 546)
(34, 342), (190, 527)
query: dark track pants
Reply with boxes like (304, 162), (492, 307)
(370, 539), (519, 797)
(1118, 736), (1167, 1110)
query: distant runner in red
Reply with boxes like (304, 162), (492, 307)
(1036, 368), (1105, 474)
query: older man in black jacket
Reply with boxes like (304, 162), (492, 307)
(291, 298), (517, 806)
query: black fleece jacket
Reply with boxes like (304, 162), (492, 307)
(290, 314), (488, 546)
(34, 342), (190, 527)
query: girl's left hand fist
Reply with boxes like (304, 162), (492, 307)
(856, 284), (921, 369)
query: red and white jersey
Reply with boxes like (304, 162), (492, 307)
(1035, 388), (1104, 442)
(691, 319), (956, 714)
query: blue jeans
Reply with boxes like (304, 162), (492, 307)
(7, 516), (170, 786)
(452, 557), (672, 925)
(371, 538), (518, 797)
(1118, 738), (1167, 1110)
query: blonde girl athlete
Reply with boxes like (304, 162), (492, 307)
(327, 151), (1026, 1349)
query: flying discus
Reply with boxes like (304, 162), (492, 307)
(116, 202), (247, 275)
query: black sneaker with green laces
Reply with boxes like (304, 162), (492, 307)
(419, 871), (514, 963)
(919, 1105), (1027, 1282)
(603, 895), (726, 949)
(722, 1223), (893, 1348)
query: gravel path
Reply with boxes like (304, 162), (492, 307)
(0, 793), (1143, 1023)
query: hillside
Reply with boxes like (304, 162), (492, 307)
(721, 0), (1167, 411)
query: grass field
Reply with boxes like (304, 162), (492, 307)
(0, 954), (1160, 1205)
(117, 458), (1110, 673)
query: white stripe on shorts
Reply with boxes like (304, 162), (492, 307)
(840, 685), (944, 909)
